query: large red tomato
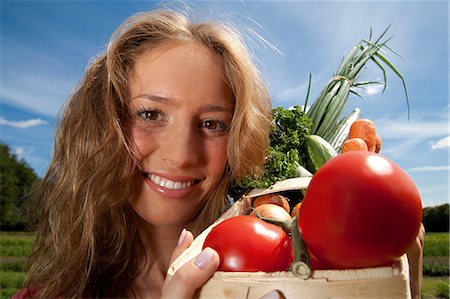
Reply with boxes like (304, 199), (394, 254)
(298, 151), (422, 269)
(203, 215), (293, 272)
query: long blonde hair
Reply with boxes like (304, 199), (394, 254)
(26, 9), (272, 298)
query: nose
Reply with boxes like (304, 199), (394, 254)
(160, 121), (200, 168)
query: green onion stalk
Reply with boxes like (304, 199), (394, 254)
(305, 25), (410, 143)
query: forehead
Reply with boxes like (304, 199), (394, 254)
(130, 41), (225, 80)
(128, 41), (233, 106)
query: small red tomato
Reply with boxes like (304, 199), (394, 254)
(203, 215), (293, 272)
(298, 151), (422, 269)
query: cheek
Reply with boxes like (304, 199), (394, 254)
(206, 139), (229, 176)
(127, 124), (154, 159)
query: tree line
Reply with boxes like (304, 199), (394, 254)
(1, 143), (40, 231)
(0, 142), (449, 232)
(422, 204), (449, 233)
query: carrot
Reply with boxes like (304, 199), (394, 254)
(375, 133), (382, 153)
(291, 202), (303, 218)
(342, 138), (369, 153)
(348, 118), (377, 152)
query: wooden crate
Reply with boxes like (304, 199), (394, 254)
(167, 177), (411, 299)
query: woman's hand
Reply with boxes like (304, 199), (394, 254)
(407, 223), (425, 299)
(161, 229), (286, 299)
(161, 230), (219, 299)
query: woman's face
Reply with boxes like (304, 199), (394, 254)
(127, 42), (233, 228)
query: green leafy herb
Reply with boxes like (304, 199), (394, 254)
(238, 106), (311, 190)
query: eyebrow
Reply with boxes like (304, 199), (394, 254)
(132, 94), (171, 104)
(132, 94), (233, 114)
(201, 104), (233, 114)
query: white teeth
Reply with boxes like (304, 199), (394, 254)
(165, 180), (174, 189)
(149, 174), (194, 190)
(151, 174), (161, 185)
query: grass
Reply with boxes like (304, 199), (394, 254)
(423, 233), (449, 279)
(423, 277), (450, 299)
(0, 271), (26, 289)
(0, 239), (33, 258)
(425, 233), (449, 257)
(0, 232), (448, 298)
(422, 232), (450, 298)
(0, 232), (34, 299)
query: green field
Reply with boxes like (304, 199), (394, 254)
(422, 233), (450, 299)
(0, 232), (34, 299)
(0, 232), (449, 298)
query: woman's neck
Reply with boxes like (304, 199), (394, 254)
(131, 220), (185, 298)
(143, 224), (182, 266)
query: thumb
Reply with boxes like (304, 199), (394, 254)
(169, 228), (194, 265)
(259, 290), (286, 299)
(162, 247), (219, 299)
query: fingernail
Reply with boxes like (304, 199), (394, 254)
(194, 248), (214, 268)
(260, 290), (282, 299)
(177, 228), (187, 246)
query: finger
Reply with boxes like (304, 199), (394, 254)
(259, 290), (286, 299)
(407, 236), (423, 299)
(161, 247), (219, 299)
(417, 223), (425, 246)
(169, 228), (195, 265)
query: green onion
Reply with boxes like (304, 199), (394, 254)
(306, 25), (410, 140)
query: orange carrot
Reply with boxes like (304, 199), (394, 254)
(342, 138), (369, 153)
(349, 118), (377, 152)
(291, 201), (303, 218)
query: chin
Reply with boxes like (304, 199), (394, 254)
(133, 204), (201, 229)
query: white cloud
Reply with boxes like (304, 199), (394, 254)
(13, 147), (28, 159)
(1, 36), (79, 117)
(374, 117), (449, 160)
(12, 146), (50, 176)
(430, 136), (450, 150)
(361, 84), (385, 96)
(376, 118), (448, 140)
(276, 82), (310, 102)
(1, 74), (71, 117)
(408, 166), (450, 172)
(0, 117), (48, 128)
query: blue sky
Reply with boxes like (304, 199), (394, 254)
(1, 0), (448, 207)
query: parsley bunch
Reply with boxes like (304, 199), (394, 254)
(237, 106), (311, 190)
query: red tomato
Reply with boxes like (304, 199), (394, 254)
(298, 151), (422, 269)
(308, 250), (333, 270)
(203, 215), (293, 272)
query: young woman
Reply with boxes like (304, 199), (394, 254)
(20, 8), (423, 299)
(22, 9), (273, 298)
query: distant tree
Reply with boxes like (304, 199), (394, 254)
(422, 204), (449, 232)
(0, 142), (39, 230)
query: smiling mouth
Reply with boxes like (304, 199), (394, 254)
(146, 173), (199, 190)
